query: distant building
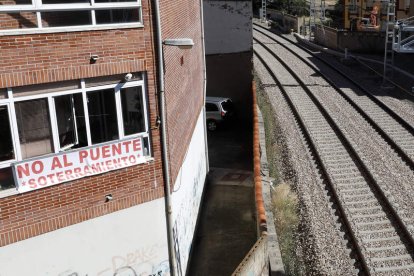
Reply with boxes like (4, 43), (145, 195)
(0, 1), (207, 275)
(344, 0), (411, 30)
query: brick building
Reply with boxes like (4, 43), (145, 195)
(0, 1), (207, 275)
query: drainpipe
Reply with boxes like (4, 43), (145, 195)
(199, 0), (209, 173)
(153, 0), (177, 275)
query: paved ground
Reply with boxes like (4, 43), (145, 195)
(187, 121), (256, 275)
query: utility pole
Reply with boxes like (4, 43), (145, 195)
(382, 0), (396, 87)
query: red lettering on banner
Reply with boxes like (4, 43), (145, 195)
(112, 158), (118, 168)
(106, 160), (113, 170)
(47, 174), (56, 184)
(73, 167), (82, 177)
(32, 161), (44, 174)
(84, 166), (91, 174)
(63, 155), (73, 167)
(121, 156), (128, 164)
(56, 172), (65, 182)
(17, 164), (30, 178)
(92, 163), (101, 173)
(91, 148), (100, 161)
(129, 155), (136, 164)
(122, 140), (132, 153)
(15, 137), (145, 193)
(79, 150), (88, 163)
(133, 139), (141, 152)
(38, 176), (47, 186)
(102, 145), (110, 158)
(51, 157), (63, 170)
(112, 143), (122, 155)
(65, 169), (74, 179)
(28, 179), (37, 189)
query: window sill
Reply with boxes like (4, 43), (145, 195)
(0, 188), (18, 199)
(0, 23), (144, 37)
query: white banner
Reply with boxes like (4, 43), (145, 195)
(13, 137), (146, 193)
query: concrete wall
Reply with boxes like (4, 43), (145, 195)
(315, 25), (385, 53)
(267, 9), (305, 33)
(204, 1), (252, 54)
(171, 110), (207, 276)
(232, 235), (269, 276)
(0, 199), (169, 276)
(314, 25), (339, 49)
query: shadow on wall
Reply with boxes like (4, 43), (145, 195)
(206, 51), (253, 126)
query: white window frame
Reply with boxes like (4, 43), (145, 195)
(0, 76), (151, 195)
(0, 0), (143, 36)
(0, 103), (18, 169)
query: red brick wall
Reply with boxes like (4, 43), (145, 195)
(0, 0), (168, 247)
(0, 0), (206, 247)
(160, 0), (205, 185)
(0, 2), (153, 88)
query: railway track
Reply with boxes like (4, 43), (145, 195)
(253, 25), (414, 275)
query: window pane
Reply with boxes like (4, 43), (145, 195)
(0, 12), (38, 30)
(120, 86), (145, 135)
(42, 0), (89, 3)
(41, 11), (91, 27)
(0, 0), (32, 4)
(95, 0), (137, 2)
(0, 167), (14, 191)
(15, 99), (53, 159)
(87, 89), (118, 144)
(0, 106), (15, 162)
(206, 103), (218, 112)
(55, 95), (77, 149)
(95, 8), (139, 24)
(0, 89), (7, 99)
(73, 93), (88, 148)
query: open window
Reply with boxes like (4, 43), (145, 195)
(54, 93), (88, 151)
(0, 75), (151, 192)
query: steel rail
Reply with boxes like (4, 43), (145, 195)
(253, 24), (414, 172)
(253, 46), (369, 276)
(254, 36), (414, 274)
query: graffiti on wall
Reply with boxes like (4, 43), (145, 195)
(57, 244), (170, 276)
(172, 114), (207, 276)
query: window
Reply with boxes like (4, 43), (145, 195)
(15, 98), (54, 159)
(0, 0), (142, 33)
(120, 86), (145, 136)
(0, 167), (14, 191)
(54, 94), (87, 150)
(88, 89), (119, 144)
(0, 75), (150, 192)
(349, 0), (358, 13)
(206, 103), (218, 112)
(0, 106), (14, 162)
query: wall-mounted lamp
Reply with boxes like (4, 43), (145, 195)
(162, 38), (194, 49)
(105, 194), (113, 202)
(90, 54), (99, 63)
(124, 73), (133, 82)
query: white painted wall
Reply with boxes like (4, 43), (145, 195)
(0, 199), (169, 276)
(204, 1), (252, 55)
(171, 110), (207, 276)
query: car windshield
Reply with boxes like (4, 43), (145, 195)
(221, 100), (234, 112)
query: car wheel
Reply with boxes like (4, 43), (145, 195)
(207, 120), (217, 131)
